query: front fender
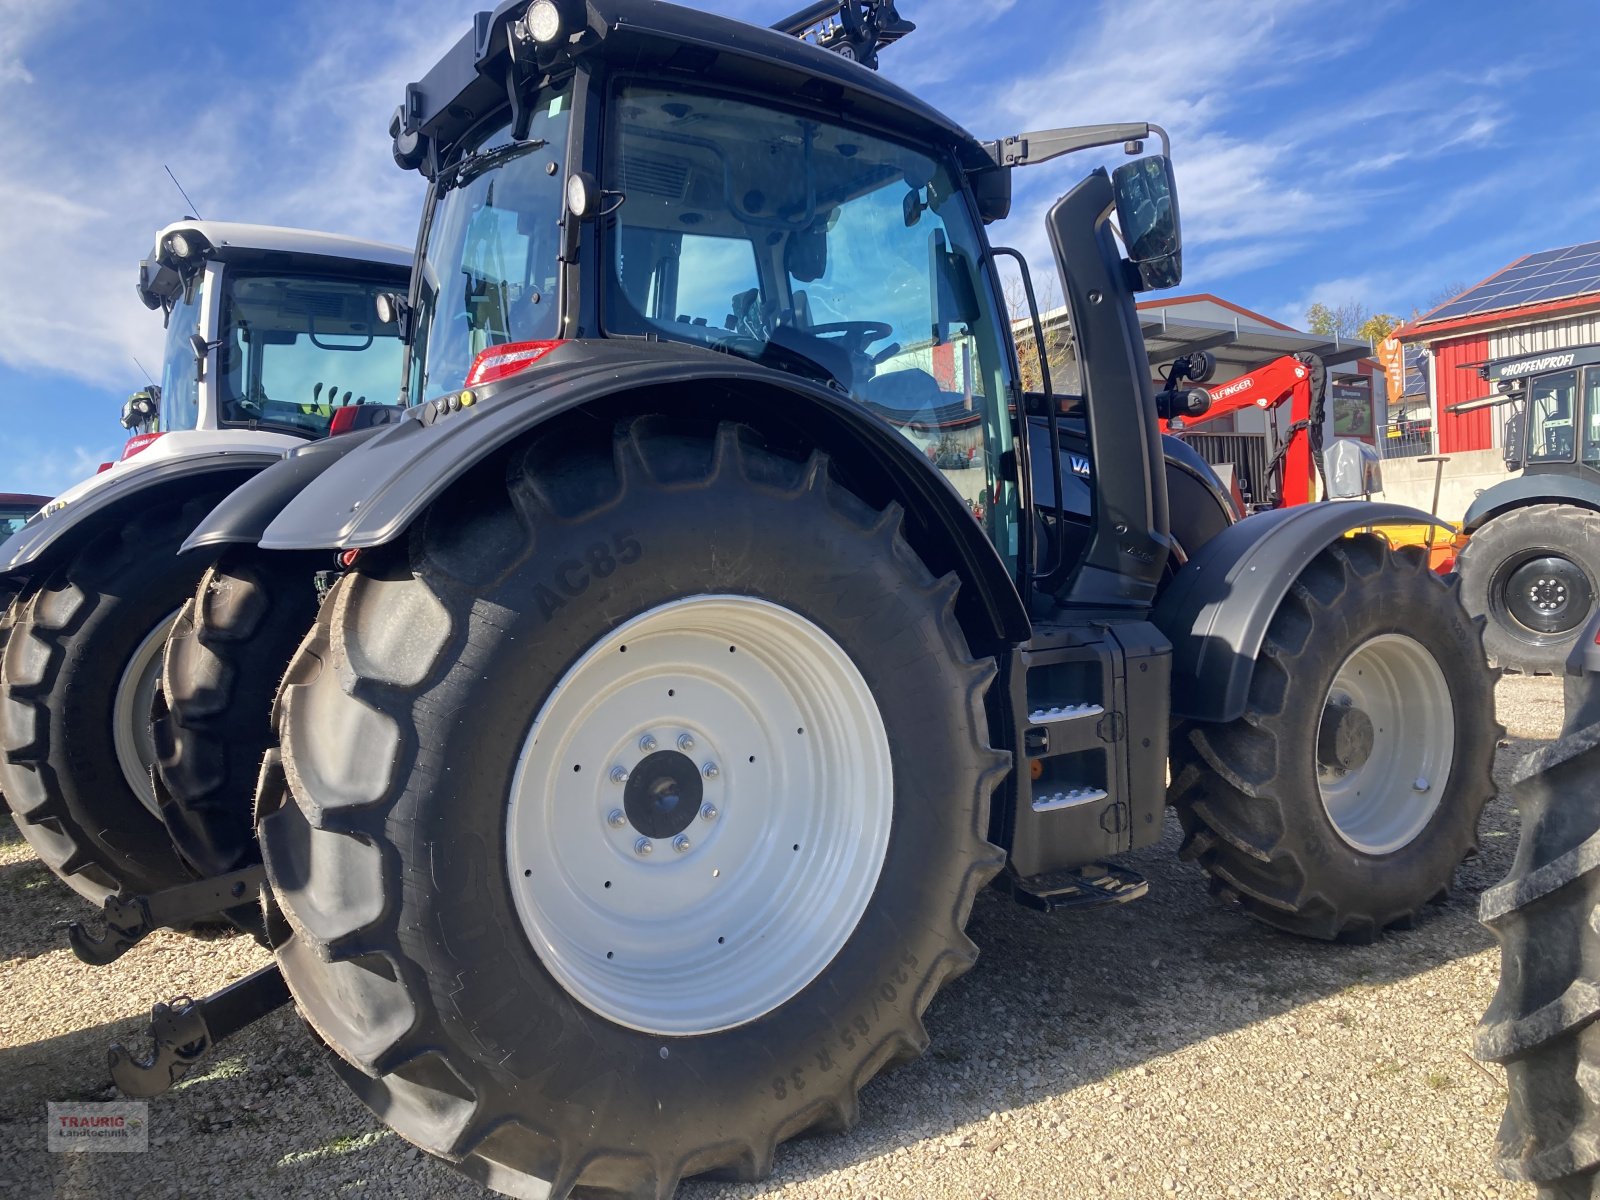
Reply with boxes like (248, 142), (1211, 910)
(1462, 473), (1600, 532)
(258, 341), (1032, 643)
(0, 450), (282, 579)
(182, 426), (388, 555)
(1153, 501), (1451, 722)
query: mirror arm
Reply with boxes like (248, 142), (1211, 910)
(986, 122), (1168, 169)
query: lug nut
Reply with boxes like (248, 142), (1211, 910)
(611, 766), (630, 784)
(673, 835), (692, 853)
(1413, 777), (1431, 793)
(702, 762), (719, 779)
(700, 803), (718, 822)
(634, 837), (654, 857)
(677, 732), (695, 752)
(607, 809), (626, 829)
(639, 734), (658, 753)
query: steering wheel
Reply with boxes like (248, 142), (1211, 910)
(807, 321), (894, 356)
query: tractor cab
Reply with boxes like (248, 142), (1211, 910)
(0, 494), (48, 541)
(399, 61), (1025, 565)
(131, 222), (411, 458)
(391, 6), (1182, 599)
(1491, 343), (1600, 478)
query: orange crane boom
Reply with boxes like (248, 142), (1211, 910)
(1162, 351), (1325, 508)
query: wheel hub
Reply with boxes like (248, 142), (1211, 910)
(622, 750), (704, 840)
(1501, 554), (1594, 637)
(1317, 699), (1375, 773)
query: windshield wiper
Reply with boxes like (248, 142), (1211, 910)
(442, 139), (548, 193)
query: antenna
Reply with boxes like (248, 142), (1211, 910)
(163, 165), (203, 220)
(132, 357), (157, 388)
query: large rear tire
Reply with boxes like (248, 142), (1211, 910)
(1477, 683), (1600, 1198)
(0, 498), (221, 905)
(153, 549), (324, 879)
(1459, 503), (1600, 675)
(260, 418), (1007, 1197)
(1171, 534), (1498, 941)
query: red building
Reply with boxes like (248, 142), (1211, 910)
(1395, 240), (1600, 454)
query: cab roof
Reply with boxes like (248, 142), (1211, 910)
(138, 221), (411, 311)
(398, 0), (989, 175)
(149, 221), (412, 271)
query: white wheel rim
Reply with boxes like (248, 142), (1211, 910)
(506, 594), (893, 1035)
(1316, 633), (1454, 856)
(113, 611), (180, 819)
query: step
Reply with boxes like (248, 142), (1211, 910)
(1030, 785), (1110, 813)
(998, 861), (1149, 914)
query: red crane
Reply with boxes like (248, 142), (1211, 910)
(1163, 351), (1326, 509)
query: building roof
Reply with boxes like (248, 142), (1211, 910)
(1020, 292), (1372, 379)
(1397, 239), (1600, 342)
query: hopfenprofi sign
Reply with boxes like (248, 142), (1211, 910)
(1488, 343), (1600, 381)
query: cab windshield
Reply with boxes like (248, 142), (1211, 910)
(0, 508), (34, 538)
(408, 85), (572, 404)
(216, 273), (405, 436)
(158, 284), (204, 432)
(1525, 370), (1578, 464)
(602, 83), (1018, 561)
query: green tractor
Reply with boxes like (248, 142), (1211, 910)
(98, 1), (1496, 1194)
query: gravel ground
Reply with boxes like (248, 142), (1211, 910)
(0, 675), (1561, 1200)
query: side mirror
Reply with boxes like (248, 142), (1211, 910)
(1111, 155), (1182, 292)
(930, 229), (981, 337)
(189, 333), (210, 380)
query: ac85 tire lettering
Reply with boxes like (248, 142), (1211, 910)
(536, 529), (644, 619)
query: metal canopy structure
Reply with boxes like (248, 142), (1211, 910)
(1136, 310), (1373, 374)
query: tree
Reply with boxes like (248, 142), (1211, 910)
(1306, 300), (1399, 346)
(1306, 300), (1369, 340)
(1004, 271), (1074, 393)
(1357, 312), (1401, 345)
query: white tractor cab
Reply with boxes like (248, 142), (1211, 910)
(46, 221), (412, 512)
(0, 222), (410, 913)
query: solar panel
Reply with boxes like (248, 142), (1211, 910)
(1426, 239), (1600, 322)
(1403, 345), (1428, 396)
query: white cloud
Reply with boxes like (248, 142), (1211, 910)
(0, 1), (474, 392)
(0, 440), (115, 496)
(0, 0), (72, 84)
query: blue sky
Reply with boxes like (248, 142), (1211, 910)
(0, 0), (1593, 494)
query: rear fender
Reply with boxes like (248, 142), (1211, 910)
(1153, 501), (1451, 722)
(1462, 473), (1600, 532)
(257, 342), (1032, 644)
(0, 451), (283, 580)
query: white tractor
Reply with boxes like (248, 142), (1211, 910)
(0, 221), (410, 915)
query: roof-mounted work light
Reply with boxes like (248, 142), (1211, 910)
(524, 0), (566, 44)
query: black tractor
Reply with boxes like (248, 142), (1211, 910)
(96, 2), (1496, 1193)
(1456, 342), (1600, 673)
